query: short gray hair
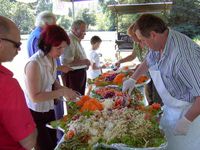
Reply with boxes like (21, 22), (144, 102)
(35, 11), (56, 27)
(71, 20), (86, 29)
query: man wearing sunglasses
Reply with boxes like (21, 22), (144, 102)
(0, 16), (37, 150)
(0, 38), (21, 49)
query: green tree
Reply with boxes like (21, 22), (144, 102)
(168, 0), (200, 37)
(96, 11), (113, 31)
(98, 0), (169, 32)
(117, 14), (138, 33)
(76, 8), (96, 28)
(35, 0), (53, 14)
(11, 3), (35, 34)
(0, 0), (35, 34)
(0, 0), (13, 18)
(98, 0), (118, 31)
(57, 15), (72, 31)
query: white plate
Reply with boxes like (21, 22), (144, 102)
(71, 65), (87, 70)
(46, 124), (65, 132)
(135, 78), (151, 87)
(128, 65), (137, 70)
(46, 124), (55, 129)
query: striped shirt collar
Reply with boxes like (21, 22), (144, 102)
(161, 28), (171, 58)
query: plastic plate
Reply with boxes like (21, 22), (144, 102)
(71, 65), (87, 70)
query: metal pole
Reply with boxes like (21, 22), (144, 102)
(72, 0), (75, 21)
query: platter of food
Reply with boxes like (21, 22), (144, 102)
(88, 70), (133, 86)
(135, 75), (151, 88)
(47, 69), (166, 150)
(49, 90), (166, 150)
(55, 104), (166, 150)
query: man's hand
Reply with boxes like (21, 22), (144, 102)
(122, 78), (136, 95)
(174, 116), (191, 136)
(82, 59), (91, 67)
(79, 59), (90, 70)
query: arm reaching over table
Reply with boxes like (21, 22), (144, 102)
(122, 60), (149, 94)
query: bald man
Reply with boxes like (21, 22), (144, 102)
(0, 16), (37, 150)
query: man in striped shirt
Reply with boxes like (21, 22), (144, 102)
(123, 14), (200, 150)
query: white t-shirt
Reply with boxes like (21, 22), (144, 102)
(87, 50), (101, 79)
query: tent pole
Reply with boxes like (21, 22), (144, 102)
(72, 0), (75, 21)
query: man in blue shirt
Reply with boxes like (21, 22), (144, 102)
(27, 11), (56, 57)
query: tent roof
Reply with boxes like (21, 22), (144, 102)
(108, 2), (173, 14)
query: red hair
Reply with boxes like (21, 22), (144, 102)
(40, 25), (70, 46)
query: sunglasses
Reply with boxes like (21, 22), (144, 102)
(0, 38), (21, 49)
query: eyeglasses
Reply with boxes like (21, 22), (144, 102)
(0, 38), (21, 49)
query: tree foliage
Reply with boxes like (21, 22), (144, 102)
(118, 0), (172, 3)
(168, 0), (200, 37)
(35, 0), (53, 14)
(56, 15), (72, 31)
(0, 0), (200, 38)
(76, 8), (96, 27)
(98, 0), (118, 31)
(0, 0), (35, 34)
(11, 3), (35, 34)
(98, 0), (171, 32)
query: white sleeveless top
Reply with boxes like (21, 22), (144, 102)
(24, 50), (56, 112)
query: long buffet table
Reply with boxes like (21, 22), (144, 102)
(48, 67), (167, 150)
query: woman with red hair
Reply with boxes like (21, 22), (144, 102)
(24, 25), (79, 150)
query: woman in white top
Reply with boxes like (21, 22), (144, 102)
(24, 25), (79, 150)
(87, 36), (106, 79)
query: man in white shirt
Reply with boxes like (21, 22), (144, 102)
(60, 20), (90, 95)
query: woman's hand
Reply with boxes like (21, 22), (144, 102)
(61, 88), (80, 101)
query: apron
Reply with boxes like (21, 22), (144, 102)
(149, 64), (200, 150)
